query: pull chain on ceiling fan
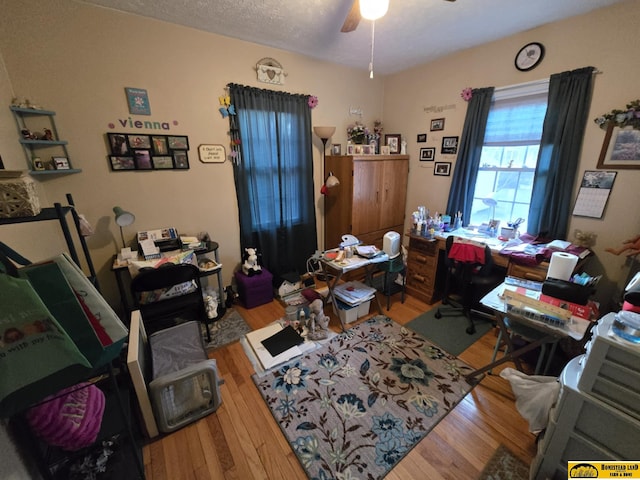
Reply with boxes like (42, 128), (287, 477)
(360, 0), (388, 79)
(341, 0), (456, 78)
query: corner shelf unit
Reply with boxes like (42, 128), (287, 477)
(9, 106), (81, 175)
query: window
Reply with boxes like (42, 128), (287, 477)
(469, 82), (549, 233)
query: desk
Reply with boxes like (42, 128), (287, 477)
(320, 252), (390, 331)
(465, 282), (594, 382)
(405, 230), (509, 304)
(405, 230), (590, 304)
(112, 241), (224, 318)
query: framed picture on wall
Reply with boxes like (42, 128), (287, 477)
(168, 136), (189, 150)
(419, 147), (435, 161)
(597, 124), (640, 169)
(128, 134), (151, 149)
(152, 136), (169, 155)
(173, 151), (189, 169)
(434, 162), (451, 176)
(417, 133), (427, 143)
(441, 136), (459, 154)
(134, 150), (153, 169)
(430, 118), (445, 131)
(152, 156), (174, 169)
(109, 156), (135, 170)
(108, 133), (130, 155)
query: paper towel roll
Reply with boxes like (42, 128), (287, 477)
(546, 252), (578, 281)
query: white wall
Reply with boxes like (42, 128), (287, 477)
(0, 0), (385, 311)
(384, 0), (640, 304)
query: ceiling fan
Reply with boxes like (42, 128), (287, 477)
(341, 0), (456, 33)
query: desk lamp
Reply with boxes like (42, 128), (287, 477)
(113, 206), (135, 259)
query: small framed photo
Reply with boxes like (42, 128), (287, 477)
(134, 149), (152, 169)
(331, 144), (341, 155)
(128, 134), (151, 149)
(346, 144), (355, 155)
(173, 151), (189, 169)
(109, 156), (135, 170)
(52, 156), (70, 170)
(361, 145), (372, 155)
(434, 162), (451, 176)
(430, 118), (445, 131)
(380, 145), (391, 155)
(152, 156), (174, 169)
(354, 145), (364, 155)
(108, 133), (130, 155)
(385, 134), (401, 154)
(125, 87), (151, 115)
(152, 136), (169, 155)
(168, 135), (189, 150)
(420, 147), (435, 162)
(441, 136), (459, 155)
(417, 133), (427, 143)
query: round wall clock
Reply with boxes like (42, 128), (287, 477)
(515, 42), (545, 71)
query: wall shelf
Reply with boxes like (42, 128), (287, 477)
(9, 106), (81, 175)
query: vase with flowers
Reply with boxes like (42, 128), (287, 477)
(347, 122), (369, 144)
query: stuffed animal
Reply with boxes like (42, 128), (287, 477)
(242, 247), (262, 276)
(605, 234), (640, 257)
(307, 298), (329, 340)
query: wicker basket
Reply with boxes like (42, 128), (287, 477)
(0, 175), (41, 218)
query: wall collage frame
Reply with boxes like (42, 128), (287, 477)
(106, 133), (190, 171)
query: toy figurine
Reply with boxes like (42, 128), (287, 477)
(605, 234), (640, 257)
(307, 298), (329, 341)
(242, 247), (262, 276)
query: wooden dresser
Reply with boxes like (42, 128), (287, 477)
(324, 154), (409, 250)
(405, 234), (441, 304)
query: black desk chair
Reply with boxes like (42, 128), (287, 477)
(130, 263), (212, 342)
(435, 235), (503, 334)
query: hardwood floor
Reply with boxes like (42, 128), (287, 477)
(142, 293), (538, 479)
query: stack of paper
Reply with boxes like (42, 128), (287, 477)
(333, 281), (376, 306)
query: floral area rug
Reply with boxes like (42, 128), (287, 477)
(252, 315), (476, 479)
(478, 444), (529, 480)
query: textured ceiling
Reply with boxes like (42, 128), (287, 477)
(80, 0), (626, 75)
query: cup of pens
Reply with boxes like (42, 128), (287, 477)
(453, 211), (462, 230)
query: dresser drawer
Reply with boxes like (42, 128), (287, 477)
(408, 236), (438, 256)
(507, 261), (549, 282)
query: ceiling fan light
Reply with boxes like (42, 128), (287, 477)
(360, 0), (389, 21)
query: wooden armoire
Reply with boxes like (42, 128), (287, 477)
(324, 154), (409, 249)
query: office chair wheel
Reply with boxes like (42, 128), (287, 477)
(466, 325), (476, 335)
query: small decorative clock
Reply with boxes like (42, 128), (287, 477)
(515, 42), (545, 71)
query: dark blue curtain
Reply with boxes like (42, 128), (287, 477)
(446, 87), (495, 223)
(527, 67), (595, 238)
(229, 84), (317, 282)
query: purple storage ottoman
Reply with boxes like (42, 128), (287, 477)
(234, 268), (273, 308)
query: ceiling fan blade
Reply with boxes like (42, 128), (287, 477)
(341, 0), (361, 33)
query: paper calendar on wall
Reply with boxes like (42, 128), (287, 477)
(572, 170), (616, 218)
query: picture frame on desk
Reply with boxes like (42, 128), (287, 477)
(346, 144), (355, 155)
(331, 144), (341, 155)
